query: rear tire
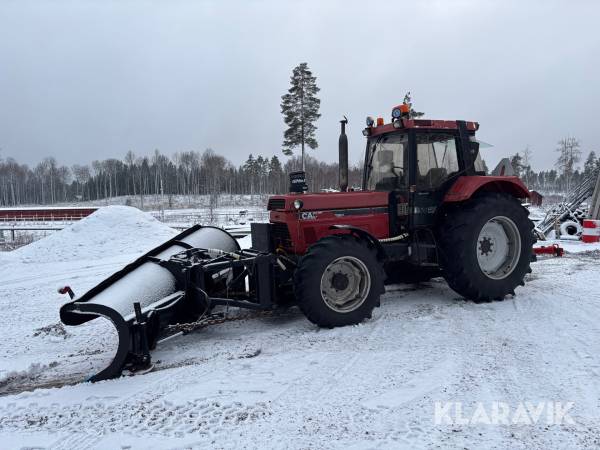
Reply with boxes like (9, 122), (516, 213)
(294, 235), (385, 327)
(437, 192), (535, 302)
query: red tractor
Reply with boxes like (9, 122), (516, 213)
(60, 104), (535, 381)
(260, 107), (534, 326)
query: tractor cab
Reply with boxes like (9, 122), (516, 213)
(264, 103), (528, 255)
(362, 108), (486, 231)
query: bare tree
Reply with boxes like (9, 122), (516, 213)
(124, 150), (137, 196)
(555, 137), (582, 192)
(522, 146), (533, 186)
(56, 165), (71, 202)
(72, 164), (91, 200)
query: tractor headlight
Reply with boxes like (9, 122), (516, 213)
(365, 116), (374, 127)
(393, 119), (403, 129)
(392, 108), (402, 119)
(293, 199), (303, 210)
(362, 128), (371, 136)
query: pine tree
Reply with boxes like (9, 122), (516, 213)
(243, 154), (257, 196)
(584, 151), (597, 177)
(268, 155), (284, 193)
(510, 152), (523, 178)
(403, 91), (425, 118)
(281, 62), (321, 171)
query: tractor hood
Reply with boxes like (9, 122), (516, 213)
(267, 191), (389, 212)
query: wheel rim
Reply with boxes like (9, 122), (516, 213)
(320, 256), (371, 313)
(476, 216), (521, 280)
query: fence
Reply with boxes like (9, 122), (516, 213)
(150, 210), (270, 227)
(0, 209), (267, 248)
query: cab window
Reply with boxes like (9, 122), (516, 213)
(416, 133), (459, 189)
(366, 133), (408, 191)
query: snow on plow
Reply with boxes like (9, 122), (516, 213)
(59, 225), (242, 382)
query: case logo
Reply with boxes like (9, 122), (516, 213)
(300, 211), (317, 220)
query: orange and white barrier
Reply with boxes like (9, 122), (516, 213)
(582, 219), (600, 243)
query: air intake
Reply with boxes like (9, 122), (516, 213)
(267, 198), (286, 211)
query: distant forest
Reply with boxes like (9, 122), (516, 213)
(0, 144), (598, 207)
(0, 149), (364, 207)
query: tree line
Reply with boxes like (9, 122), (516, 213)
(0, 149), (363, 207)
(1, 136), (597, 208)
(509, 137), (599, 193)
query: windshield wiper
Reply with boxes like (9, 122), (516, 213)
(366, 143), (378, 173)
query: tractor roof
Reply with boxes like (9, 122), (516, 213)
(367, 119), (479, 137)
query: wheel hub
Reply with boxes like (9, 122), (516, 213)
(331, 272), (350, 291)
(320, 256), (371, 313)
(479, 237), (494, 256)
(476, 216), (522, 280)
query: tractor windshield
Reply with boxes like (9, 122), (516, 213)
(365, 133), (408, 191)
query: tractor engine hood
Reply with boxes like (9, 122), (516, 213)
(267, 191), (389, 212)
(266, 190), (391, 254)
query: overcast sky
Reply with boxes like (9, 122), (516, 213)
(1, 0), (599, 171)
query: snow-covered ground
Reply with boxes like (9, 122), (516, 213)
(1, 207), (600, 449)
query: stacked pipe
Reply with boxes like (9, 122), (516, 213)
(536, 169), (600, 238)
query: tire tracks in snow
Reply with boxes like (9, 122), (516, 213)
(261, 285), (459, 449)
(433, 263), (600, 450)
(1, 364), (271, 449)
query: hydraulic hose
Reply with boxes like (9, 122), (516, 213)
(379, 233), (409, 243)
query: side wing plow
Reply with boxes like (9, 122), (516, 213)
(59, 225), (291, 382)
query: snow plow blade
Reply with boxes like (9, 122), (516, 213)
(59, 225), (241, 382)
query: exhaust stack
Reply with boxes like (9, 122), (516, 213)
(339, 116), (349, 192)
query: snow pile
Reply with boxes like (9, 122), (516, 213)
(237, 234), (253, 249)
(0, 251), (13, 263)
(14, 206), (177, 263)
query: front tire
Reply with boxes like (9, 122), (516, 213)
(437, 192), (535, 302)
(294, 235), (385, 327)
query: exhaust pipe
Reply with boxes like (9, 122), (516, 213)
(339, 116), (348, 192)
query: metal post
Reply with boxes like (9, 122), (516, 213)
(589, 171), (600, 220)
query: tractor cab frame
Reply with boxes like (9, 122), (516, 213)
(362, 119), (485, 232)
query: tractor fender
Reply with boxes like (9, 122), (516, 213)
(443, 176), (530, 203)
(329, 225), (386, 260)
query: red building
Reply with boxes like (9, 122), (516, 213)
(0, 207), (98, 221)
(529, 191), (544, 206)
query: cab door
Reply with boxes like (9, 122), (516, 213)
(364, 133), (410, 235)
(409, 131), (461, 228)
